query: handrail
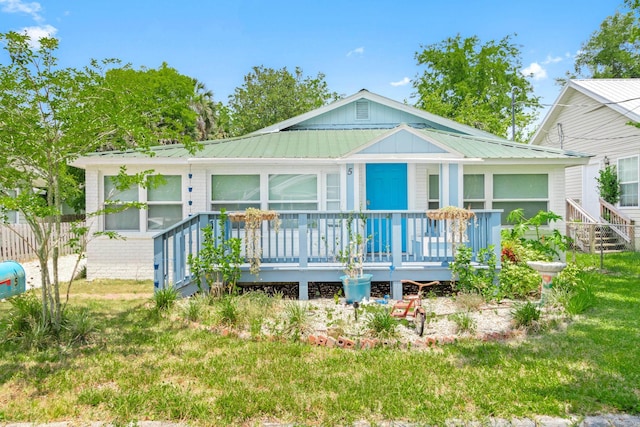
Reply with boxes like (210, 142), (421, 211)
(600, 198), (634, 243)
(565, 198), (598, 224)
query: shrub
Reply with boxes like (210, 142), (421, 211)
(153, 286), (179, 311)
(511, 301), (541, 329)
(217, 295), (239, 326)
(450, 245), (498, 299)
(498, 261), (542, 299)
(448, 312), (476, 334)
(64, 307), (99, 345)
(365, 306), (398, 339)
(282, 301), (310, 341)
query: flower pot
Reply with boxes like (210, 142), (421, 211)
(340, 274), (373, 304)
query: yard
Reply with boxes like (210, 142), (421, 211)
(0, 252), (638, 426)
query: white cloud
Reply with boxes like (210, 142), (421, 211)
(521, 62), (548, 81)
(390, 77), (410, 87)
(21, 24), (57, 47)
(347, 47), (364, 57)
(0, 0), (43, 22)
(542, 55), (563, 65)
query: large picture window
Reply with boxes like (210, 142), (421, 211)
(104, 176), (140, 231)
(493, 174), (548, 224)
(211, 175), (260, 211)
(618, 156), (639, 207)
(463, 174), (485, 209)
(268, 174), (318, 210)
(147, 175), (183, 230)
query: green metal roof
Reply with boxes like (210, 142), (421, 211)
(84, 126), (589, 161)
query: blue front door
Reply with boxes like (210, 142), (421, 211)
(366, 163), (408, 251)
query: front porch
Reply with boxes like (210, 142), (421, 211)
(153, 210), (502, 300)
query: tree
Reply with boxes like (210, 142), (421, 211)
(413, 34), (540, 141)
(0, 31), (199, 335)
(572, 6), (640, 79)
(227, 66), (340, 136)
(191, 79), (228, 140)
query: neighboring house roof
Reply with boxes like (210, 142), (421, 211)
(530, 79), (640, 145)
(72, 89), (590, 167)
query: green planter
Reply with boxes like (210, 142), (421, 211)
(340, 274), (372, 304)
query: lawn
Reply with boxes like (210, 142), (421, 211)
(0, 253), (638, 426)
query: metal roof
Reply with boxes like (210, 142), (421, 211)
(81, 125), (588, 163)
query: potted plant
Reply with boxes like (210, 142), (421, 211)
(337, 212), (373, 304)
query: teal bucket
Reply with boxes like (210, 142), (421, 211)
(0, 261), (26, 299)
(340, 274), (372, 304)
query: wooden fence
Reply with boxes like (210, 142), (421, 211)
(0, 222), (80, 262)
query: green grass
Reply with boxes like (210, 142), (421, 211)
(0, 253), (638, 425)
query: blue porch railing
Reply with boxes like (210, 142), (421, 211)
(153, 210), (502, 300)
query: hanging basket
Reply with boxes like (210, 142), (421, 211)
(228, 209), (279, 223)
(426, 206), (475, 221)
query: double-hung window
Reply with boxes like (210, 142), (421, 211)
(147, 175), (183, 230)
(618, 156), (639, 207)
(104, 174), (183, 231)
(104, 176), (140, 231)
(428, 175), (440, 210)
(326, 173), (340, 210)
(211, 174), (261, 211)
(463, 174), (485, 209)
(492, 174), (548, 224)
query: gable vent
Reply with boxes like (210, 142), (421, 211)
(355, 100), (370, 120)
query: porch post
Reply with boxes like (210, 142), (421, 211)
(298, 213), (309, 300)
(346, 163), (355, 210)
(439, 163), (463, 207)
(153, 235), (164, 290)
(391, 213), (403, 300)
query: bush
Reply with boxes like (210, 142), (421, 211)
(499, 261), (542, 299)
(365, 306), (398, 339)
(450, 245), (498, 299)
(153, 286), (179, 311)
(64, 307), (99, 345)
(511, 301), (541, 329)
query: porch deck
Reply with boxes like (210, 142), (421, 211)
(153, 210), (502, 300)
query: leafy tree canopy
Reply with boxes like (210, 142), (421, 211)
(571, 4), (640, 79)
(227, 65), (340, 136)
(0, 31), (200, 333)
(412, 34), (540, 141)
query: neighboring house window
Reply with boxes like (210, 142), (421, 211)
(147, 175), (183, 231)
(428, 175), (439, 210)
(211, 175), (260, 211)
(326, 173), (340, 210)
(1, 189), (18, 224)
(104, 176), (140, 231)
(492, 174), (548, 224)
(618, 156), (639, 207)
(463, 174), (485, 209)
(268, 174), (318, 210)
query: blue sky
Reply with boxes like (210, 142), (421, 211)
(0, 0), (624, 126)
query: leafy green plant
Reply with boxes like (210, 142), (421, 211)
(596, 164), (620, 205)
(498, 261), (542, 299)
(448, 312), (476, 334)
(63, 307), (99, 345)
(511, 301), (541, 329)
(502, 209), (571, 260)
(282, 301), (310, 341)
(153, 286), (179, 311)
(566, 283), (596, 315)
(336, 211), (370, 278)
(365, 306), (398, 339)
(450, 245), (498, 298)
(188, 209), (242, 295)
(182, 295), (206, 322)
(217, 295), (239, 326)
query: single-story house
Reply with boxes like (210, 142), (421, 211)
(529, 79), (640, 249)
(73, 89), (589, 298)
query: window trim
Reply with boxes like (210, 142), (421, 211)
(618, 155), (639, 208)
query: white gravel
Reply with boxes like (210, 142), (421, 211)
(18, 255), (86, 290)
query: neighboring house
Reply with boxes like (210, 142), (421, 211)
(530, 79), (640, 248)
(73, 89), (589, 295)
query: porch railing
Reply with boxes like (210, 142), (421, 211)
(153, 210), (502, 299)
(600, 198), (634, 244)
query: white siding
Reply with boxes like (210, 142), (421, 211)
(565, 166), (582, 201)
